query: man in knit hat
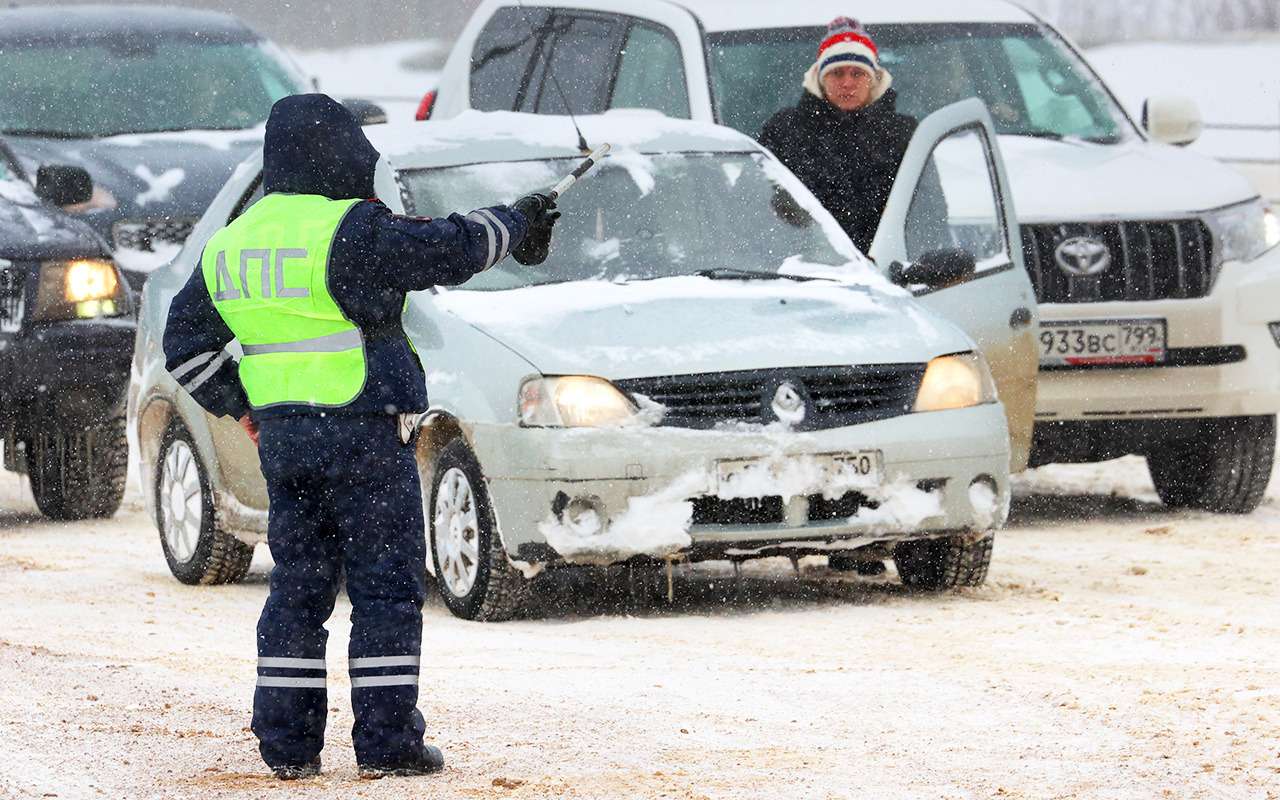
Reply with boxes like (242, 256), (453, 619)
(759, 17), (923, 253)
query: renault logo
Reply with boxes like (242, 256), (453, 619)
(770, 382), (806, 425)
(1054, 236), (1112, 277)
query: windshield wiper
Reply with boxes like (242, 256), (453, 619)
(1005, 130), (1067, 141)
(695, 268), (829, 282)
(1, 128), (88, 139)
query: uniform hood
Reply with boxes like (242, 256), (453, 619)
(263, 94), (380, 200)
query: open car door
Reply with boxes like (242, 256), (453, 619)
(871, 99), (1039, 471)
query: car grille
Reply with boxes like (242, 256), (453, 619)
(615, 365), (924, 432)
(112, 217), (197, 252)
(691, 492), (876, 526)
(1021, 219), (1215, 303)
(0, 264), (25, 333)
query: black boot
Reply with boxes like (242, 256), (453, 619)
(272, 758), (321, 780)
(359, 745), (445, 779)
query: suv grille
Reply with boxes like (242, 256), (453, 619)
(615, 365), (924, 431)
(112, 217), (197, 252)
(1021, 220), (1215, 303)
(0, 264), (24, 333)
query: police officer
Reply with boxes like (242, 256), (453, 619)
(162, 94), (558, 780)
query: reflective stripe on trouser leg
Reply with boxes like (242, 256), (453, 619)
(350, 655), (421, 689)
(256, 657), (327, 689)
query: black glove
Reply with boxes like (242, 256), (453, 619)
(512, 193), (560, 266)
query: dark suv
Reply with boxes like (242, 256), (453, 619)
(1, 138), (133, 519)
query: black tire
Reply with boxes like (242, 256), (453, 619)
(1146, 415), (1275, 515)
(428, 439), (530, 621)
(156, 421), (253, 585)
(28, 414), (128, 521)
(893, 533), (994, 591)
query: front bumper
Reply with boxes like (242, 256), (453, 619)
(470, 404), (1011, 567)
(0, 318), (135, 428)
(1035, 245), (1280, 422)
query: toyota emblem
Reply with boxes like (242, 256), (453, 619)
(770, 382), (806, 425)
(1054, 236), (1112, 277)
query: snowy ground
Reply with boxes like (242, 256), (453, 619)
(1, 453), (1278, 799)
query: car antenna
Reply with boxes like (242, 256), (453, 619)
(513, 0), (591, 153)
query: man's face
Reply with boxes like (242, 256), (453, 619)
(822, 66), (876, 112)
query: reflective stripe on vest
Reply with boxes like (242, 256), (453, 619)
(201, 194), (365, 409)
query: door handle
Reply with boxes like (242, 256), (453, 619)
(1009, 307), (1033, 329)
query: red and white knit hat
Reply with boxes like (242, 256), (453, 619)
(802, 17), (893, 104)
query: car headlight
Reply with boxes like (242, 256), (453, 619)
(33, 259), (127, 321)
(913, 352), (998, 413)
(519, 376), (638, 427)
(1204, 198), (1275, 264)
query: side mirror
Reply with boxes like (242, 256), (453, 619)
(341, 97), (388, 126)
(890, 248), (976, 290)
(35, 164), (94, 207)
(1142, 95), (1202, 146)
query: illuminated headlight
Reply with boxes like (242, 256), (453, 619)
(1204, 198), (1275, 264)
(519, 376), (638, 427)
(34, 259), (126, 321)
(913, 352), (998, 413)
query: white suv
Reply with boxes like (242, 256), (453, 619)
(430, 0), (1280, 513)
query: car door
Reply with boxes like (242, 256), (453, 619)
(870, 99), (1039, 471)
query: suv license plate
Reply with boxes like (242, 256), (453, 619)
(715, 451), (883, 494)
(1039, 319), (1167, 367)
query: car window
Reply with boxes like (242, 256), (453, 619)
(707, 23), (1130, 144)
(904, 126), (1009, 272)
(0, 38), (307, 138)
(470, 6), (551, 112)
(524, 13), (624, 114)
(400, 153), (859, 291)
(610, 23), (689, 119)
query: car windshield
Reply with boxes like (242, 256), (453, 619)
(400, 152), (857, 291)
(0, 37), (305, 138)
(708, 22), (1130, 144)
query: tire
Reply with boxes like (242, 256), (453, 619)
(29, 414), (128, 521)
(1146, 415), (1275, 515)
(156, 421), (253, 585)
(893, 533), (994, 591)
(428, 439), (530, 621)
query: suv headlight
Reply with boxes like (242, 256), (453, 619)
(33, 259), (128, 321)
(913, 352), (998, 413)
(1204, 198), (1276, 264)
(519, 376), (637, 427)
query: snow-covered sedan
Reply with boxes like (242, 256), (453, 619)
(130, 107), (1035, 620)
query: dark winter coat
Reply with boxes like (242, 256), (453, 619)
(759, 89), (918, 253)
(163, 94), (528, 421)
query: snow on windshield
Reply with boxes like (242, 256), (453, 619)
(401, 151), (874, 291)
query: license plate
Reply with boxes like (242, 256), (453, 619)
(1039, 319), (1167, 366)
(715, 451), (883, 495)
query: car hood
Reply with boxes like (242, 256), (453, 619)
(428, 276), (969, 380)
(6, 128), (262, 219)
(0, 179), (105, 260)
(998, 135), (1257, 222)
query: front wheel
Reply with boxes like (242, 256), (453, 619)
(1146, 415), (1274, 515)
(428, 440), (530, 621)
(28, 414), (128, 521)
(156, 422), (252, 585)
(893, 533), (994, 591)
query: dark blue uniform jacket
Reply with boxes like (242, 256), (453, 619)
(163, 94), (528, 420)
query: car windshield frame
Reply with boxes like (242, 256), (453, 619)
(706, 22), (1139, 145)
(0, 35), (308, 138)
(399, 151), (865, 292)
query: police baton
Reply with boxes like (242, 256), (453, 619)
(547, 143), (611, 202)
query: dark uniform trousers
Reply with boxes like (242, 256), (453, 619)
(251, 413), (427, 769)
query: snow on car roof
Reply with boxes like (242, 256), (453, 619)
(0, 4), (258, 46)
(668, 0), (1034, 32)
(367, 110), (760, 171)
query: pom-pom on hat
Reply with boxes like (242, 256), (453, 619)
(802, 17), (893, 105)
